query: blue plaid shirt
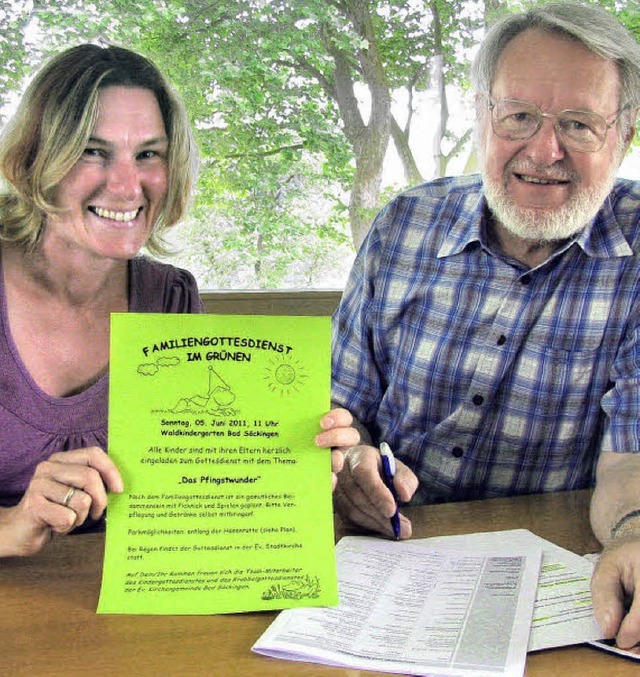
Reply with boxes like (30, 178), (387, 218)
(332, 174), (640, 505)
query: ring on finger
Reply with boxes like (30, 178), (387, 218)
(62, 486), (76, 507)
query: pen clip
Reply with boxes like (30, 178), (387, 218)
(379, 442), (401, 539)
(379, 442), (397, 496)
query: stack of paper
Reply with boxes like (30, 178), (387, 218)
(253, 529), (606, 677)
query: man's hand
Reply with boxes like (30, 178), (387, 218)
(333, 444), (418, 539)
(0, 446), (124, 558)
(590, 450), (640, 650)
(591, 535), (640, 651)
(316, 408), (360, 490)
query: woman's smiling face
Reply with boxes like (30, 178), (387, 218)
(46, 86), (169, 261)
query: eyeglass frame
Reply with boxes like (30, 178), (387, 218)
(486, 97), (629, 153)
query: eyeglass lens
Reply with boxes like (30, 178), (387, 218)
(491, 99), (609, 151)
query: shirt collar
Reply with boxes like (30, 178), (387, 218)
(436, 190), (485, 259)
(437, 188), (633, 260)
(573, 193), (633, 258)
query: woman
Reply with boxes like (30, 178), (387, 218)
(0, 45), (357, 557)
(0, 44), (203, 556)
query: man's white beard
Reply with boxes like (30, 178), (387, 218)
(482, 161), (616, 244)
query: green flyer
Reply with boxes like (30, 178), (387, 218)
(97, 313), (337, 615)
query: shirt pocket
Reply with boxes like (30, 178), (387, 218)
(512, 323), (611, 426)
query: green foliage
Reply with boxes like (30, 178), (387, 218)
(0, 4), (30, 118)
(0, 1), (487, 286)
(132, 1), (362, 287)
(1, 0), (637, 287)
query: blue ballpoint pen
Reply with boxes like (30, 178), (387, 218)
(379, 442), (401, 540)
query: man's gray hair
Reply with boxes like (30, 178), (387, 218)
(471, 1), (640, 114)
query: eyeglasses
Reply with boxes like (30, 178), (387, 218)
(488, 98), (627, 152)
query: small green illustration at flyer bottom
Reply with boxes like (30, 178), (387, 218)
(98, 313), (337, 615)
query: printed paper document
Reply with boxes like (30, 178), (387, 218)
(98, 313), (337, 615)
(399, 529), (602, 651)
(253, 535), (542, 677)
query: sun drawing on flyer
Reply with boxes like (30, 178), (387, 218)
(264, 354), (309, 396)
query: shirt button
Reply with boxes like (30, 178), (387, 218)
(520, 274), (532, 285)
(472, 394), (484, 406)
(497, 335), (506, 346)
(451, 447), (464, 458)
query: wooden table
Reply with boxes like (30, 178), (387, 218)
(2, 489), (637, 676)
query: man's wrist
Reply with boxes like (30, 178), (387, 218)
(610, 509), (640, 540)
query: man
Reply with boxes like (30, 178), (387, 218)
(331, 2), (640, 650)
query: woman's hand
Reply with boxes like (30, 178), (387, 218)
(0, 446), (123, 557)
(315, 408), (361, 491)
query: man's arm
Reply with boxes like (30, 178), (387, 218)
(589, 450), (640, 649)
